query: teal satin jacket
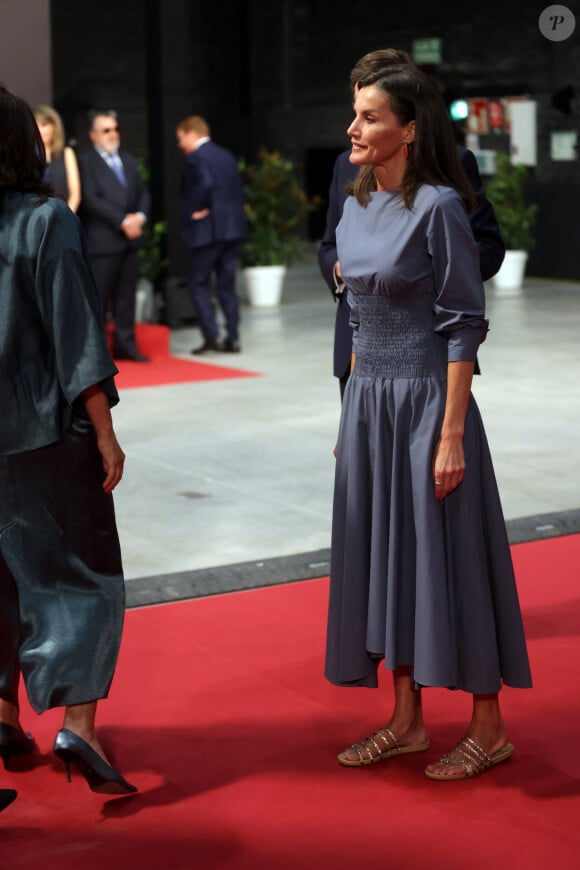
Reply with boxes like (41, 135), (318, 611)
(0, 190), (118, 455)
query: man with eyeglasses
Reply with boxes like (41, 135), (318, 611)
(78, 110), (151, 361)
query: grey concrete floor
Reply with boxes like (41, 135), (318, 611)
(113, 262), (580, 588)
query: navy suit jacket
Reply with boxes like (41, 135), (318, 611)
(78, 148), (150, 256)
(318, 147), (505, 379)
(179, 140), (247, 249)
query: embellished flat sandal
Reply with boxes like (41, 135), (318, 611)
(338, 726), (430, 767)
(424, 736), (514, 781)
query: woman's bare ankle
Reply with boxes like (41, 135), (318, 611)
(60, 723), (109, 764)
(0, 700), (21, 729)
(465, 723), (508, 756)
(386, 712), (428, 746)
(467, 695), (508, 755)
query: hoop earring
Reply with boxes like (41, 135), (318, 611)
(403, 142), (409, 159)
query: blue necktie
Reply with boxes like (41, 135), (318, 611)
(108, 153), (127, 187)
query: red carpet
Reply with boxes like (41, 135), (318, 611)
(2, 534), (580, 869)
(111, 324), (260, 389)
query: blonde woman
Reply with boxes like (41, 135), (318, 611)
(34, 104), (81, 212)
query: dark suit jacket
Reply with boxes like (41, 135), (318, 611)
(318, 148), (505, 379)
(78, 148), (150, 256)
(179, 140), (247, 249)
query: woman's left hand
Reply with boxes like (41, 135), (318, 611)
(97, 430), (125, 493)
(432, 434), (465, 501)
(81, 385), (125, 493)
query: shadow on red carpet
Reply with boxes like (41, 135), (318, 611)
(2, 535), (580, 869)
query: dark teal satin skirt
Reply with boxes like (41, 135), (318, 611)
(0, 416), (125, 714)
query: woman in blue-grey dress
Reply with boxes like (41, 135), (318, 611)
(0, 86), (135, 795)
(325, 60), (532, 781)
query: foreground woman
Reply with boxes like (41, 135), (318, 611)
(325, 59), (531, 780)
(0, 86), (135, 795)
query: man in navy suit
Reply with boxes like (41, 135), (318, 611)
(318, 50), (505, 397)
(79, 111), (151, 361)
(176, 116), (247, 354)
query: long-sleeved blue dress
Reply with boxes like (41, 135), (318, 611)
(325, 185), (531, 694)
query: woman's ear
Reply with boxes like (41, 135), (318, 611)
(406, 121), (416, 143)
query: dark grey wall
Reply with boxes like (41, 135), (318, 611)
(48, 0), (580, 278)
(50, 0), (148, 154)
(249, 1), (580, 277)
(155, 0), (251, 275)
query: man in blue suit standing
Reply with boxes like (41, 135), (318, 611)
(319, 50), (505, 397)
(176, 116), (247, 354)
(79, 110), (151, 362)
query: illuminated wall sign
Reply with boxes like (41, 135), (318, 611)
(412, 38), (442, 64)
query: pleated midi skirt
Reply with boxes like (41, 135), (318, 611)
(325, 371), (532, 695)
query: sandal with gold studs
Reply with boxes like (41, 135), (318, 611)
(338, 726), (430, 767)
(425, 736), (514, 781)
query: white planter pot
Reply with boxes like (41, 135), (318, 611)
(492, 250), (528, 292)
(244, 265), (287, 307)
(135, 277), (156, 322)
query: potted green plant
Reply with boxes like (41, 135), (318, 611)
(137, 220), (169, 285)
(239, 148), (317, 306)
(486, 152), (538, 291)
(135, 220), (169, 321)
(135, 159), (169, 321)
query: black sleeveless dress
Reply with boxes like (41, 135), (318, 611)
(45, 153), (69, 202)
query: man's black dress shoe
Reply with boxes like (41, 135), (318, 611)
(114, 350), (151, 362)
(191, 338), (224, 355)
(0, 723), (36, 766)
(53, 729), (137, 795)
(0, 789), (17, 812)
(222, 340), (241, 353)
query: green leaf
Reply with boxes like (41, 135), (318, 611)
(240, 147), (320, 267)
(486, 153), (538, 251)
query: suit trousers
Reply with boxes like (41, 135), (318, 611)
(90, 249), (140, 355)
(188, 241), (241, 342)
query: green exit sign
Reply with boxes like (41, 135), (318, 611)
(412, 38), (442, 65)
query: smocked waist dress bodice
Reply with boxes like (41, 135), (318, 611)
(351, 293), (448, 379)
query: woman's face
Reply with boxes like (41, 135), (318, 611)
(36, 120), (55, 149)
(347, 85), (414, 168)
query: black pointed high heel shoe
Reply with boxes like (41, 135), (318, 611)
(0, 789), (17, 812)
(0, 723), (36, 766)
(53, 729), (137, 795)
